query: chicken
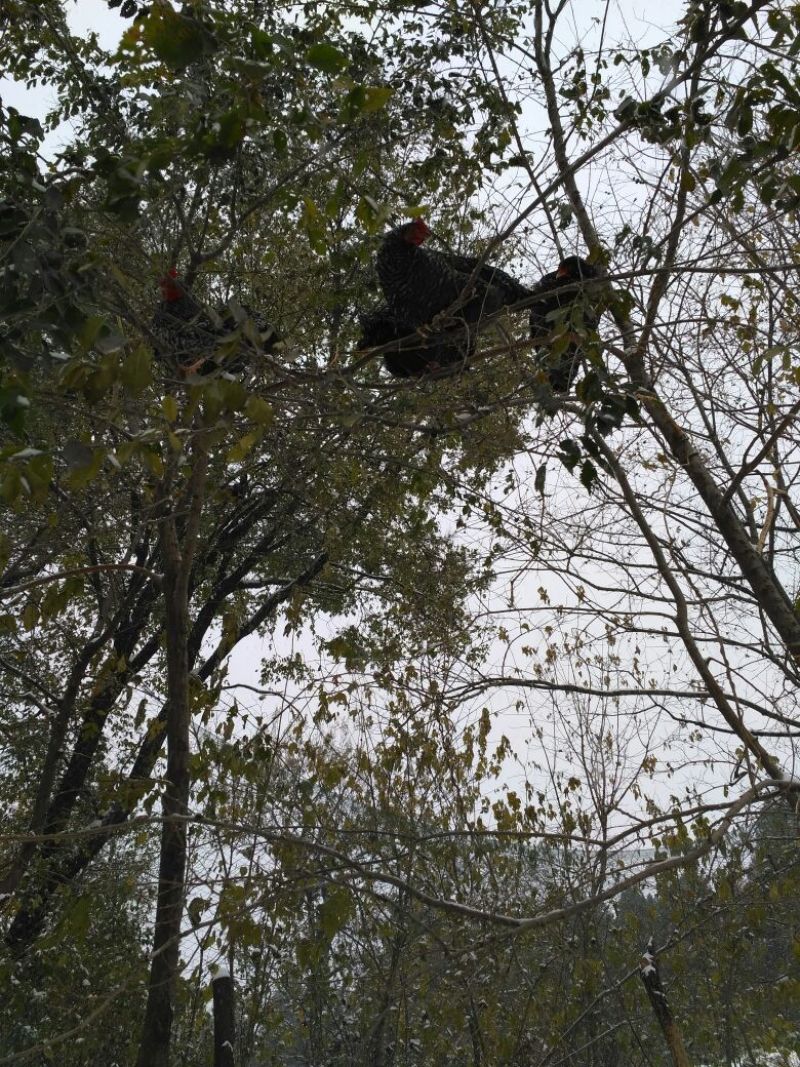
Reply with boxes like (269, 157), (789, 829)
(376, 219), (533, 339)
(529, 256), (600, 391)
(152, 269), (279, 376)
(357, 303), (472, 378)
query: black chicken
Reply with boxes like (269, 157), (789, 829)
(358, 303), (472, 378)
(529, 256), (600, 391)
(152, 269), (279, 376)
(376, 219), (533, 341)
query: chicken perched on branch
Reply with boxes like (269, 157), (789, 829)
(529, 256), (601, 392)
(374, 219), (532, 373)
(152, 269), (280, 376)
(357, 302), (473, 378)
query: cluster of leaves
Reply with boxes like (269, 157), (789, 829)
(150, 766), (800, 1065)
(0, 0), (540, 1027)
(0, 106), (97, 432)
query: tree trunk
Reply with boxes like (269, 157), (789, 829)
(639, 941), (691, 1067)
(135, 448), (208, 1067)
(213, 969), (236, 1067)
(134, 563), (191, 1067)
(2, 548), (328, 957)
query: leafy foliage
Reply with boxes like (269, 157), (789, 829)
(2, 0), (800, 1063)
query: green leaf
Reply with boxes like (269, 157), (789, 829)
(306, 43), (348, 74)
(355, 196), (379, 227)
(121, 345), (153, 394)
(361, 85), (393, 112)
(83, 359), (118, 404)
(0, 465), (22, 504)
(296, 937), (320, 970)
(218, 378), (248, 413)
(251, 27), (273, 59)
(115, 441), (137, 466)
(319, 887), (353, 939)
(41, 583), (68, 623)
(58, 895), (92, 943)
(194, 111), (249, 161)
(21, 599), (40, 631)
(142, 7), (216, 70)
(65, 448), (104, 489)
(301, 196), (327, 253)
(80, 315), (105, 351)
(245, 395), (274, 425)
(0, 387), (29, 434)
(680, 171), (697, 193)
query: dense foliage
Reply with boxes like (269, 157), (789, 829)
(2, 0), (800, 1063)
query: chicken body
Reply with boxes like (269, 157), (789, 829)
(152, 270), (278, 375)
(529, 256), (600, 391)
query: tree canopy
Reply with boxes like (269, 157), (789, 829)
(2, 0), (800, 1063)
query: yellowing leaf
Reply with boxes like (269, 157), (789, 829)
(361, 85), (393, 112)
(162, 395), (178, 423)
(143, 448), (164, 478)
(227, 431), (260, 464)
(245, 395), (273, 425)
(167, 430), (183, 453)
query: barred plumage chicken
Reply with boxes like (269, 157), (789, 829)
(358, 302), (472, 378)
(376, 219), (533, 339)
(152, 269), (279, 376)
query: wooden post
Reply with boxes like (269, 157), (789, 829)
(212, 965), (236, 1067)
(639, 939), (691, 1067)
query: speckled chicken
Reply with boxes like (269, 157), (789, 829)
(376, 218), (533, 335)
(358, 302), (472, 378)
(152, 269), (279, 375)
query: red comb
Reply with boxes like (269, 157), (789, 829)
(405, 217), (431, 245)
(160, 268), (183, 301)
